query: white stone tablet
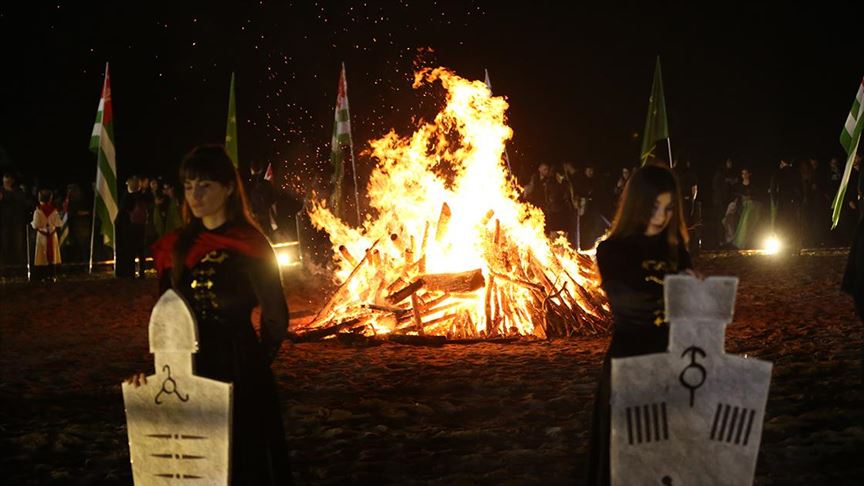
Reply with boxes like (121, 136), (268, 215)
(611, 276), (772, 486)
(122, 290), (233, 485)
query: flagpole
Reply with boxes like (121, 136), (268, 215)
(344, 62), (362, 227)
(667, 137), (674, 169)
(88, 182), (97, 274)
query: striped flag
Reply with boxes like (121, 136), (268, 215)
(640, 57), (670, 166)
(484, 69), (512, 171)
(90, 63), (118, 248)
(831, 77), (864, 229)
(329, 62), (357, 223)
(225, 72), (239, 168)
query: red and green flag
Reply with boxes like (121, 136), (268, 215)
(89, 62), (118, 248)
(329, 62), (359, 224)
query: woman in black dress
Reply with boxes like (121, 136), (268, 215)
(586, 164), (696, 485)
(132, 145), (291, 485)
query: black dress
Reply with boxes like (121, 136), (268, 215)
(586, 233), (692, 486)
(156, 222), (291, 485)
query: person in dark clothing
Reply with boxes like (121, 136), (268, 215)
(116, 175), (150, 278)
(711, 158), (737, 247)
(248, 164), (278, 239)
(0, 172), (28, 272)
(575, 165), (608, 249)
(133, 145), (291, 485)
(768, 159), (802, 251)
(586, 164), (695, 486)
(524, 162), (572, 237)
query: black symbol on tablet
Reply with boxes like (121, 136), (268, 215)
(625, 402), (669, 445)
(679, 346), (707, 407)
(710, 403), (756, 446)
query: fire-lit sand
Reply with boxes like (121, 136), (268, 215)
(1, 253), (862, 484)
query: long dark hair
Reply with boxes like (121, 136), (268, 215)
(605, 164), (688, 258)
(171, 145), (260, 288)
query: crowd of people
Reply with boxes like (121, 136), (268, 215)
(0, 163), (283, 281)
(521, 154), (864, 253)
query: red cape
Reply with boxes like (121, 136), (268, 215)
(38, 203), (57, 218)
(151, 224), (274, 277)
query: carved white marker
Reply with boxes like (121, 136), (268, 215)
(611, 276), (772, 486)
(122, 290), (233, 485)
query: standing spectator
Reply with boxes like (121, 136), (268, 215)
(575, 165), (610, 250)
(60, 183), (88, 263)
(32, 189), (63, 281)
(524, 162), (571, 238)
(711, 158), (737, 247)
(731, 168), (764, 249)
(248, 163), (277, 238)
(613, 167), (631, 203)
(768, 159), (802, 250)
(153, 181), (183, 238)
(0, 172), (28, 274)
(116, 175), (149, 278)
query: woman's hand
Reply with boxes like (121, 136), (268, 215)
(124, 372), (148, 388)
(681, 268), (706, 280)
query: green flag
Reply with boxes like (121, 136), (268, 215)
(640, 57), (670, 166)
(831, 77), (864, 229)
(225, 72), (239, 168)
(89, 62), (118, 249)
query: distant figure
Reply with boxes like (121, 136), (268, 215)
(768, 159), (802, 250)
(248, 163), (277, 238)
(711, 158), (737, 247)
(731, 168), (764, 249)
(0, 172), (28, 273)
(613, 167), (631, 202)
(32, 189), (63, 281)
(524, 162), (571, 238)
(575, 165), (607, 249)
(116, 175), (150, 278)
(153, 181), (182, 238)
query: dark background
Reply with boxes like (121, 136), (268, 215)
(0, 0), (861, 197)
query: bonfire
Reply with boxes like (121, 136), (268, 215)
(298, 67), (609, 340)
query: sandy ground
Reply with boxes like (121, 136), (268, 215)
(1, 252), (862, 485)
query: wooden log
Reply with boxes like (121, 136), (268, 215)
(310, 238), (380, 326)
(481, 209), (495, 226)
(386, 278), (425, 304)
(338, 245), (357, 267)
(422, 268), (485, 293)
(361, 303), (409, 314)
(435, 202), (452, 242)
(419, 222), (429, 273)
(484, 275), (496, 337)
(396, 300), (463, 325)
(488, 270), (544, 292)
(410, 293), (424, 335)
(294, 317), (363, 342)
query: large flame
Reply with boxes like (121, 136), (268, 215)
(307, 67), (607, 338)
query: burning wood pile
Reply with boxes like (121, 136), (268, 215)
(294, 67), (609, 342)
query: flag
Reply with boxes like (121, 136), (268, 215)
(90, 63), (118, 248)
(640, 56), (670, 165)
(225, 72), (239, 168)
(484, 68), (512, 171)
(831, 77), (864, 229)
(329, 62), (353, 219)
(264, 162), (273, 181)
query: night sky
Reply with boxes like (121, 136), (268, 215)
(0, 0), (861, 198)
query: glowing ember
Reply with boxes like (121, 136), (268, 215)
(303, 67), (608, 339)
